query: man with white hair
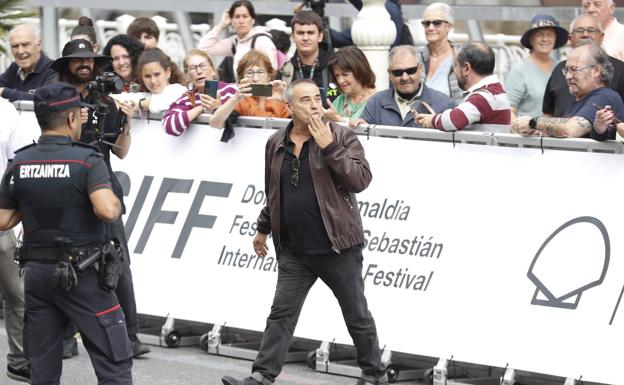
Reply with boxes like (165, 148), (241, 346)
(583, 0), (624, 60)
(514, 43), (624, 139)
(542, 14), (624, 117)
(0, 24), (55, 101)
(353, 45), (455, 128)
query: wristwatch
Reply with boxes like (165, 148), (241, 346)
(529, 117), (538, 130)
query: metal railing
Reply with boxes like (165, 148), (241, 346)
(13, 100), (623, 155)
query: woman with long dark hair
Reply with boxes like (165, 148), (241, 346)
(136, 48), (186, 114)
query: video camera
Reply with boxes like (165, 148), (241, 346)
(85, 72), (124, 96)
(84, 72), (126, 147)
(302, 0), (327, 18)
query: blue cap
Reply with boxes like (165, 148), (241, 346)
(33, 82), (93, 115)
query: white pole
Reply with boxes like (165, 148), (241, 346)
(350, 0), (397, 91)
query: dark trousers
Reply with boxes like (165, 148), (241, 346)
(110, 217), (138, 337)
(64, 217), (138, 339)
(252, 246), (385, 383)
(24, 262), (133, 385)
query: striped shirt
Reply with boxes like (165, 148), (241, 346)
(162, 81), (237, 136)
(432, 75), (511, 133)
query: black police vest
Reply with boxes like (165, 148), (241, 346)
(11, 140), (106, 248)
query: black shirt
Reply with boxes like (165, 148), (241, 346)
(279, 125), (333, 255)
(543, 57), (624, 117)
(80, 94), (125, 207)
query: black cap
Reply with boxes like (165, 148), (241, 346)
(50, 39), (111, 72)
(34, 82), (93, 115)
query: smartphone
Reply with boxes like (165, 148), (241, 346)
(319, 87), (329, 109)
(409, 100), (434, 114)
(249, 83), (273, 97)
(204, 80), (218, 98)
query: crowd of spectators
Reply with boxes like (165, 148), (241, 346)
(0, 0), (623, 143)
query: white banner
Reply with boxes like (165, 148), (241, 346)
(101, 118), (624, 384)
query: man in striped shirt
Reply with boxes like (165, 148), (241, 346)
(416, 42), (511, 133)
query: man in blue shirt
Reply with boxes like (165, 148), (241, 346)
(0, 24), (55, 102)
(513, 42), (624, 140)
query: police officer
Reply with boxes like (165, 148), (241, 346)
(0, 82), (133, 385)
(51, 38), (150, 358)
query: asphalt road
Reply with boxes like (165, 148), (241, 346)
(0, 319), (410, 385)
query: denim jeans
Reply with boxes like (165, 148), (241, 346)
(0, 230), (28, 370)
(252, 246), (385, 383)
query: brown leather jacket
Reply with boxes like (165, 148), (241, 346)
(256, 121), (372, 255)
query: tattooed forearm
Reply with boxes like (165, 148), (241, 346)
(537, 116), (591, 138)
(538, 117), (569, 137)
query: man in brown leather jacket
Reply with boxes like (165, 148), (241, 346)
(222, 79), (388, 385)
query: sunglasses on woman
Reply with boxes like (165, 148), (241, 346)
(421, 20), (448, 28)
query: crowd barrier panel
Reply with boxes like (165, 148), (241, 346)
(13, 102), (624, 384)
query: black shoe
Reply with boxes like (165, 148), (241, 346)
(131, 338), (151, 358)
(62, 337), (78, 359)
(222, 376), (263, 385)
(6, 364), (30, 383)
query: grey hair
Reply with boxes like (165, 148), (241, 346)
(388, 45), (420, 63)
(570, 14), (604, 31)
(284, 79), (317, 103)
(8, 23), (41, 42)
(578, 42), (613, 85)
(423, 2), (455, 24)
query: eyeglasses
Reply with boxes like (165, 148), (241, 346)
(291, 158), (300, 187)
(421, 20), (448, 28)
(112, 54), (131, 63)
(187, 62), (212, 73)
(389, 65), (419, 77)
(244, 69), (267, 78)
(561, 65), (593, 76)
(571, 27), (602, 35)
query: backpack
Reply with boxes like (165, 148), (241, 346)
(218, 33), (279, 83)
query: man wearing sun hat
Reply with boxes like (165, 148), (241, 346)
(0, 82), (133, 384)
(504, 15), (568, 118)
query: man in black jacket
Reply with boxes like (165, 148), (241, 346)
(0, 24), (55, 102)
(222, 79), (388, 385)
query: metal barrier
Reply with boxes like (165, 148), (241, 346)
(14, 100), (624, 155)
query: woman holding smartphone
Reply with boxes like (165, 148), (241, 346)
(163, 49), (237, 136)
(209, 50), (289, 129)
(198, 0), (278, 81)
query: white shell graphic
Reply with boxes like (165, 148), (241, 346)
(527, 217), (610, 309)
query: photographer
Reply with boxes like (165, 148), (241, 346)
(51, 39), (151, 358)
